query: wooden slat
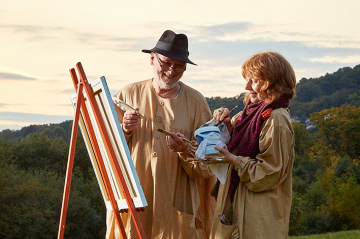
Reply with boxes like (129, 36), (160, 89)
(57, 82), (83, 239)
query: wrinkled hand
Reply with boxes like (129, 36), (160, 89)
(212, 146), (237, 165)
(213, 107), (231, 125)
(122, 108), (140, 134)
(166, 133), (188, 153)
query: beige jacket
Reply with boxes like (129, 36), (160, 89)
(210, 108), (295, 239)
(106, 79), (216, 239)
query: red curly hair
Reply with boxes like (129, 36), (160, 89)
(242, 51), (296, 104)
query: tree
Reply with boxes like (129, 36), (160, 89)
(310, 105), (360, 159)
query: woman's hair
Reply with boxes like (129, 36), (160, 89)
(242, 51), (296, 103)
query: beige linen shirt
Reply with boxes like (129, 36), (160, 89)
(210, 108), (295, 239)
(106, 79), (216, 239)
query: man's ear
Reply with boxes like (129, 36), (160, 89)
(150, 53), (155, 66)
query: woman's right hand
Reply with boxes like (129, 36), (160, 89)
(213, 107), (231, 125)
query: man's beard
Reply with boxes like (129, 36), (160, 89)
(156, 72), (178, 90)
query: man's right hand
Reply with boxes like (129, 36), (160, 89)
(122, 108), (140, 134)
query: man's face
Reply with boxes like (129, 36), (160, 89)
(151, 53), (186, 90)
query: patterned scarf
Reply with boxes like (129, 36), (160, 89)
(227, 97), (289, 202)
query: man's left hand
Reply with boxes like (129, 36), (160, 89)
(166, 133), (188, 152)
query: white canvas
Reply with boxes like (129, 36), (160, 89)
(70, 76), (147, 210)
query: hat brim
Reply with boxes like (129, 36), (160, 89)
(142, 48), (197, 66)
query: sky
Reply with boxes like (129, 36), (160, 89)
(1, 0), (360, 131)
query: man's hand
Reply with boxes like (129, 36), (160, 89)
(122, 108), (140, 134)
(166, 133), (188, 153)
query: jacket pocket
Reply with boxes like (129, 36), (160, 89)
(167, 207), (197, 239)
(214, 222), (239, 239)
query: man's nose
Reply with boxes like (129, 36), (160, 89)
(167, 66), (176, 74)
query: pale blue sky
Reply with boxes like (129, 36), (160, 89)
(1, 0), (360, 130)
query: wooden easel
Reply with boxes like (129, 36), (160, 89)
(57, 62), (146, 239)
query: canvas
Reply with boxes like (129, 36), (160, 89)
(70, 76), (147, 210)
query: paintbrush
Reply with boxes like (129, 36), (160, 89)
(112, 97), (144, 117)
(157, 128), (191, 143)
(214, 105), (238, 127)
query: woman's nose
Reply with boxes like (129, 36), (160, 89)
(245, 80), (252, 90)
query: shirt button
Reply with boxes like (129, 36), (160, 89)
(156, 117), (162, 123)
(156, 134), (160, 139)
(160, 101), (164, 106)
(152, 152), (158, 157)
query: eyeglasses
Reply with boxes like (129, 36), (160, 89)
(155, 54), (186, 73)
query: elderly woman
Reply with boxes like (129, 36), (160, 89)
(210, 52), (296, 239)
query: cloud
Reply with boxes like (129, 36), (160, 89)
(309, 55), (360, 64)
(193, 22), (252, 41)
(0, 72), (36, 81)
(0, 24), (64, 33)
(0, 111), (72, 124)
(99, 36), (153, 52)
(0, 23), (149, 52)
(0, 103), (7, 108)
(59, 88), (76, 95)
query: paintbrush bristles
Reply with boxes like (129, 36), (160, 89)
(157, 128), (172, 136)
(157, 128), (191, 143)
(112, 97), (144, 117)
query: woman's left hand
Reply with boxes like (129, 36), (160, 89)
(212, 146), (237, 165)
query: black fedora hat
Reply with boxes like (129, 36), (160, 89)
(142, 30), (196, 65)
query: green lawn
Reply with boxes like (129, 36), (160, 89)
(290, 230), (360, 239)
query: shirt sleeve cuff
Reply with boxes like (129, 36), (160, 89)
(123, 130), (133, 142)
(234, 156), (251, 171)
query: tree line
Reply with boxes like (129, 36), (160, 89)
(0, 122), (106, 238)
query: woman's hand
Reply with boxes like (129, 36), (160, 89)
(213, 146), (237, 165)
(213, 107), (232, 129)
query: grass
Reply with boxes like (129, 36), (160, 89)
(290, 230), (360, 239)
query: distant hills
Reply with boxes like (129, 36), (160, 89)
(289, 64), (360, 117)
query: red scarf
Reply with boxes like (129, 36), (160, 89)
(227, 97), (289, 202)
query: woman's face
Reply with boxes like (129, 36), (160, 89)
(245, 77), (265, 103)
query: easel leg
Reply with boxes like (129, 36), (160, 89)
(57, 83), (83, 239)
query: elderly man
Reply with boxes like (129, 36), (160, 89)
(106, 30), (216, 239)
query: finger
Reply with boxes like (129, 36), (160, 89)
(214, 146), (227, 154)
(123, 114), (140, 124)
(220, 108), (230, 121)
(124, 109), (140, 118)
(166, 135), (175, 146)
(213, 108), (223, 121)
(166, 136), (177, 151)
(176, 133), (185, 138)
(123, 120), (140, 130)
(171, 133), (185, 145)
